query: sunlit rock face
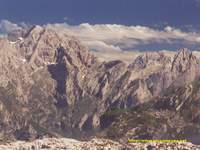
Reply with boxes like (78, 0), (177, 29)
(1, 25), (200, 142)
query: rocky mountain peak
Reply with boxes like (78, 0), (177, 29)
(171, 48), (198, 73)
(1, 25), (200, 145)
(129, 51), (172, 70)
(10, 25), (96, 71)
(177, 48), (191, 56)
(174, 48), (194, 64)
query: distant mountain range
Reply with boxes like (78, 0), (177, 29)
(1, 25), (200, 148)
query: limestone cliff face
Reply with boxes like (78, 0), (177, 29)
(0, 26), (200, 141)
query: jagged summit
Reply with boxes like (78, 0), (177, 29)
(170, 48), (200, 85)
(174, 48), (196, 61)
(177, 48), (191, 55)
(11, 26), (95, 69)
(129, 51), (172, 70)
(172, 48), (197, 71)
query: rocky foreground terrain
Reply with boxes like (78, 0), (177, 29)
(0, 137), (200, 150)
(1, 25), (200, 149)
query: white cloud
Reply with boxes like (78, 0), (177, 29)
(1, 20), (200, 48)
(1, 20), (200, 62)
(45, 23), (200, 62)
(0, 20), (22, 35)
(45, 23), (200, 49)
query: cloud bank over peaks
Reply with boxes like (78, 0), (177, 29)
(45, 23), (200, 50)
(1, 20), (200, 62)
(0, 20), (22, 35)
(0, 20), (31, 37)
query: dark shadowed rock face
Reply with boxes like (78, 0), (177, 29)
(0, 26), (200, 142)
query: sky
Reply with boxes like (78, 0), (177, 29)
(1, 0), (200, 60)
(0, 0), (200, 27)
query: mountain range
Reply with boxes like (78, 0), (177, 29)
(1, 25), (200, 148)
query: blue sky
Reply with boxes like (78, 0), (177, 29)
(1, 0), (200, 56)
(0, 0), (200, 27)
